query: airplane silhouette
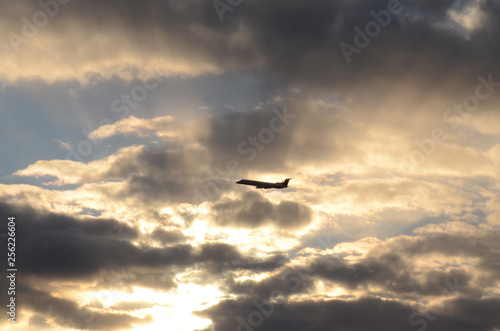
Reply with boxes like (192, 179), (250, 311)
(236, 178), (292, 189)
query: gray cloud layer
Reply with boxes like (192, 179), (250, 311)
(199, 296), (500, 331)
(4, 0), (500, 95)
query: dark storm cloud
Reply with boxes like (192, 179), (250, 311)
(212, 191), (312, 229)
(223, 0), (500, 93)
(313, 254), (474, 296)
(19, 228), (193, 278)
(373, 231), (500, 277)
(225, 252), (473, 302)
(150, 227), (187, 244)
(1, 202), (139, 240)
(199, 237), (500, 330)
(304, 231), (500, 297)
(346, 231), (500, 292)
(198, 243), (287, 275)
(226, 263), (317, 301)
(6, 0), (500, 94)
(447, 297), (500, 328)
(198, 297), (416, 331)
(0, 202), (285, 279)
(198, 296), (500, 331)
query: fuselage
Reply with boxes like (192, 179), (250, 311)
(236, 178), (291, 189)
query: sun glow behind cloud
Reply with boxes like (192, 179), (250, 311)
(129, 284), (223, 331)
(448, 0), (487, 34)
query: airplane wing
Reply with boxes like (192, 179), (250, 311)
(236, 179), (271, 188)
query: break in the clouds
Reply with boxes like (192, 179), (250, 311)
(1, 0), (500, 330)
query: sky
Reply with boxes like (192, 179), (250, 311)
(1, 0), (500, 330)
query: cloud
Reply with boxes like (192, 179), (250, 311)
(194, 226), (500, 331)
(198, 296), (500, 331)
(150, 227), (187, 245)
(211, 191), (312, 229)
(12, 89), (500, 210)
(226, 248), (474, 301)
(13, 143), (212, 203)
(88, 115), (183, 140)
(0, 202), (285, 278)
(3, 0), (500, 95)
(17, 285), (153, 330)
(13, 158), (108, 185)
(1, 0), (246, 82)
(110, 301), (156, 311)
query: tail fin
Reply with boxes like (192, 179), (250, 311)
(282, 178), (292, 187)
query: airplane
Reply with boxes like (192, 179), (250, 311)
(236, 178), (292, 189)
